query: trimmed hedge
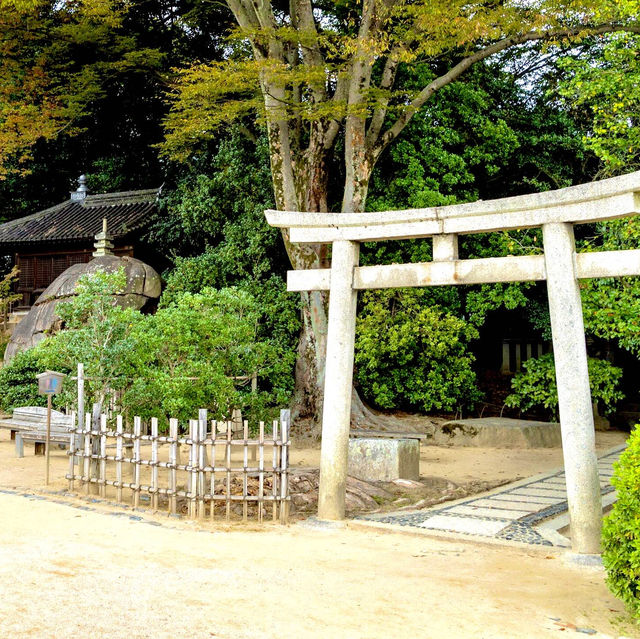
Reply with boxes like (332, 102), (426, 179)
(603, 426), (640, 618)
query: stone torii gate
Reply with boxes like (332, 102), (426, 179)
(266, 171), (640, 554)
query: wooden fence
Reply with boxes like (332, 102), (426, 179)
(66, 409), (291, 523)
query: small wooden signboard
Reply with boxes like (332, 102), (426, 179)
(36, 370), (66, 485)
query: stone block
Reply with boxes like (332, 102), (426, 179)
(347, 438), (419, 482)
(435, 417), (562, 448)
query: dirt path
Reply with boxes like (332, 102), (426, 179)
(0, 490), (636, 639)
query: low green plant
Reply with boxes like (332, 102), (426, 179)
(505, 353), (624, 419)
(0, 269), (296, 427)
(0, 348), (49, 412)
(355, 289), (481, 412)
(603, 426), (640, 619)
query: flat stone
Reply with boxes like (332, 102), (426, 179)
(447, 505), (525, 520)
(435, 417), (562, 448)
(470, 499), (539, 513)
(419, 515), (509, 536)
(347, 438), (419, 482)
(508, 490), (565, 503)
(489, 494), (556, 507)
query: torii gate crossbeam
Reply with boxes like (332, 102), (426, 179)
(265, 171), (640, 555)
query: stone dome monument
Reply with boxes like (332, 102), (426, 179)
(4, 219), (161, 363)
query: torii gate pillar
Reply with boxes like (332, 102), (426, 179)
(317, 240), (360, 520)
(543, 223), (602, 553)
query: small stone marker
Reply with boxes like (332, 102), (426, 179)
(348, 438), (419, 482)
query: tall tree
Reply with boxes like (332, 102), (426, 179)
(163, 0), (640, 423)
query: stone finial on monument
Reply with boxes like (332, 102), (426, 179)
(92, 218), (114, 257)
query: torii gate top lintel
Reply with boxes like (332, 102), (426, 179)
(264, 170), (640, 555)
(266, 170), (640, 243)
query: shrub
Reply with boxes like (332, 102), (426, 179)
(603, 427), (640, 618)
(355, 289), (481, 412)
(0, 270), (296, 427)
(0, 348), (49, 412)
(505, 353), (624, 419)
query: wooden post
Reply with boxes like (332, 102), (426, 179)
(116, 415), (123, 503)
(226, 420), (232, 522)
(83, 413), (91, 494)
(133, 416), (141, 509)
(189, 419), (198, 519)
(272, 419), (278, 522)
(279, 409), (290, 524)
(197, 411), (206, 518)
(90, 402), (101, 495)
(169, 418), (178, 515)
(210, 420), (217, 521)
(243, 419), (248, 522)
(68, 422), (76, 492)
(151, 417), (159, 511)
(317, 240), (359, 521)
(99, 414), (107, 498)
(77, 363), (84, 455)
(45, 394), (52, 486)
(258, 421), (264, 523)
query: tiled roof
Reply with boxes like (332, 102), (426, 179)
(0, 187), (160, 250)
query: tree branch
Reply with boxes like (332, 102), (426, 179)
(374, 22), (640, 159)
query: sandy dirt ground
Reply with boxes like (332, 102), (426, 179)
(0, 490), (637, 639)
(0, 427), (636, 638)
(0, 427), (628, 495)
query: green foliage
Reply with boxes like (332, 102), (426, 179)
(0, 0), (164, 177)
(0, 269), (295, 426)
(505, 354), (624, 419)
(579, 218), (640, 355)
(558, 32), (640, 175)
(355, 289), (480, 412)
(603, 424), (640, 618)
(0, 348), (47, 412)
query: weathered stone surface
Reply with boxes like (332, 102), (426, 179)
(437, 417), (562, 448)
(5, 255), (161, 363)
(347, 438), (419, 482)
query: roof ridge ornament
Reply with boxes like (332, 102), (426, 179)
(70, 174), (88, 202)
(93, 218), (114, 256)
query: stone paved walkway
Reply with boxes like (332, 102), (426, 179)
(359, 445), (624, 547)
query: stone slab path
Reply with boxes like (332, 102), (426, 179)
(360, 445), (624, 547)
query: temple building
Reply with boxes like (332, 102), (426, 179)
(0, 176), (161, 309)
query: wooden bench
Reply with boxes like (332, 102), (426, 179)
(15, 429), (73, 457)
(0, 406), (73, 441)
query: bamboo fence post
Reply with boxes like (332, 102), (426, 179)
(258, 421), (264, 523)
(116, 415), (123, 503)
(68, 415), (76, 492)
(210, 420), (217, 521)
(133, 416), (142, 509)
(272, 419), (278, 522)
(90, 403), (101, 495)
(151, 417), (159, 511)
(169, 418), (178, 515)
(226, 420), (232, 522)
(243, 419), (248, 522)
(99, 414), (107, 498)
(83, 413), (91, 495)
(77, 363), (84, 456)
(280, 409), (290, 524)
(198, 409), (207, 518)
(189, 419), (198, 519)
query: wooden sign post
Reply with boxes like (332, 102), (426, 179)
(266, 171), (640, 555)
(36, 370), (66, 485)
